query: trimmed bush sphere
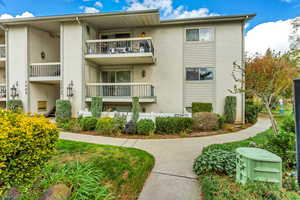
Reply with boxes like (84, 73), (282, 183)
(137, 119), (155, 135)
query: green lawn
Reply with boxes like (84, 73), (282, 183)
(19, 140), (155, 200)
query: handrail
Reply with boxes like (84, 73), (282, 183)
(86, 82), (152, 86)
(86, 37), (152, 43)
(30, 62), (60, 66)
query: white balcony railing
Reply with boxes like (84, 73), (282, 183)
(86, 83), (155, 99)
(0, 44), (6, 59)
(0, 84), (6, 98)
(29, 63), (60, 78)
(86, 37), (154, 55)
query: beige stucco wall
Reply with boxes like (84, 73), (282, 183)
(90, 22), (244, 117)
(61, 22), (84, 117)
(7, 26), (29, 112)
(29, 83), (60, 114)
(215, 22), (243, 122)
(29, 28), (60, 63)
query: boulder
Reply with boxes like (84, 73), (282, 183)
(39, 184), (71, 200)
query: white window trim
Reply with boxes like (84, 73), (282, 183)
(184, 27), (215, 43)
(185, 67), (215, 82)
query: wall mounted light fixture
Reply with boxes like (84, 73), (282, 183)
(67, 81), (74, 98)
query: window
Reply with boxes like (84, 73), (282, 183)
(186, 67), (214, 81)
(186, 28), (213, 42)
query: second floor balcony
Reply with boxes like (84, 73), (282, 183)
(85, 37), (155, 65)
(29, 62), (61, 82)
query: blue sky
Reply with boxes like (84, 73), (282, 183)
(0, 0), (299, 54)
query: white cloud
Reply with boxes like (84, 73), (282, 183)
(16, 11), (34, 18)
(80, 6), (100, 13)
(94, 1), (103, 8)
(125, 0), (218, 19)
(0, 11), (34, 20)
(245, 19), (295, 55)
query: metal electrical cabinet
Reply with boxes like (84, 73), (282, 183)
(236, 147), (282, 186)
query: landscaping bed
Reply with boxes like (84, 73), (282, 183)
(60, 121), (253, 139)
(18, 140), (155, 200)
(193, 114), (300, 200)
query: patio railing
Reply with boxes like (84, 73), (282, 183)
(30, 63), (60, 78)
(0, 44), (6, 59)
(86, 37), (154, 56)
(86, 83), (155, 98)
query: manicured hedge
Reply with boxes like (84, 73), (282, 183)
(96, 117), (122, 135)
(79, 117), (98, 131)
(0, 110), (59, 194)
(192, 112), (222, 131)
(137, 119), (155, 135)
(192, 102), (213, 113)
(155, 117), (193, 134)
(91, 97), (102, 118)
(7, 99), (23, 113)
(224, 96), (237, 123)
(56, 100), (72, 123)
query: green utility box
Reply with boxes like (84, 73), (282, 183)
(236, 147), (282, 186)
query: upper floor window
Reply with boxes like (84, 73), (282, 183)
(186, 67), (215, 81)
(186, 28), (213, 42)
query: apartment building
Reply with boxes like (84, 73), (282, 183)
(0, 10), (254, 122)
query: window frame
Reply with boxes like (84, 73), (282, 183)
(185, 67), (215, 82)
(185, 27), (214, 43)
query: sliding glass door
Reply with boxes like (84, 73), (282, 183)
(102, 71), (131, 96)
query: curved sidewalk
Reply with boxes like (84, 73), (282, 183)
(60, 117), (271, 200)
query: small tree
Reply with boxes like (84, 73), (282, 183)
(232, 50), (298, 135)
(91, 96), (103, 118)
(132, 97), (140, 123)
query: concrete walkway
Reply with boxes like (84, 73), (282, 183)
(60, 117), (271, 200)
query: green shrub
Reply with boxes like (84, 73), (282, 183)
(7, 99), (23, 113)
(113, 114), (127, 131)
(96, 117), (121, 135)
(264, 130), (296, 169)
(192, 102), (213, 113)
(79, 117), (98, 131)
(280, 115), (295, 134)
(56, 100), (72, 123)
(124, 120), (137, 135)
(224, 96), (237, 123)
(218, 115), (225, 129)
(0, 110), (59, 194)
(91, 96), (102, 118)
(137, 119), (155, 135)
(132, 97), (140, 122)
(57, 119), (81, 132)
(192, 112), (221, 131)
(194, 150), (236, 177)
(155, 117), (193, 134)
(201, 174), (287, 200)
(245, 100), (261, 123)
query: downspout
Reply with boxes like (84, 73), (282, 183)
(241, 16), (248, 124)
